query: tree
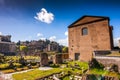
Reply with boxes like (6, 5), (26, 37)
(62, 47), (68, 53)
(16, 40), (21, 46)
(20, 46), (28, 56)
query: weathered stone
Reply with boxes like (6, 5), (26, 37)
(0, 35), (16, 55)
(95, 57), (120, 73)
(40, 53), (48, 66)
(53, 54), (63, 64)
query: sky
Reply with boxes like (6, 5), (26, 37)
(0, 0), (120, 46)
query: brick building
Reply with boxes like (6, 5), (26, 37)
(68, 15), (113, 61)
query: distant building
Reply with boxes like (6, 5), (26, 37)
(0, 35), (16, 55)
(68, 15), (113, 61)
(47, 42), (60, 52)
(20, 40), (63, 55)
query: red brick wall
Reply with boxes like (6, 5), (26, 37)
(69, 19), (113, 62)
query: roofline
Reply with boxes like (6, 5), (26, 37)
(68, 15), (110, 28)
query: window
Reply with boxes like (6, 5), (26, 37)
(82, 27), (88, 35)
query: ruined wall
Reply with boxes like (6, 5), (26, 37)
(95, 57), (120, 73)
(53, 54), (63, 64)
(40, 53), (48, 66)
(69, 19), (113, 62)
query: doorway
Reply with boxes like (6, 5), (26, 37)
(75, 53), (80, 60)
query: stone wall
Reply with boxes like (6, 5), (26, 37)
(53, 54), (63, 64)
(40, 53), (48, 66)
(95, 57), (120, 73)
(81, 74), (119, 80)
(53, 53), (69, 64)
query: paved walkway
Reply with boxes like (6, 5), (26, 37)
(39, 67), (53, 70)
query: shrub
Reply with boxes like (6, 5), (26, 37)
(109, 64), (118, 72)
(14, 63), (22, 68)
(0, 63), (9, 70)
(2, 69), (15, 73)
(88, 58), (104, 69)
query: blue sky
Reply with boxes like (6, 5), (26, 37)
(0, 0), (120, 46)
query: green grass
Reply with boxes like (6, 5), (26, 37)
(12, 68), (62, 80)
(62, 76), (70, 80)
(87, 69), (108, 75)
(67, 61), (89, 70)
(0, 63), (9, 69)
(88, 68), (120, 79)
(12, 61), (89, 80)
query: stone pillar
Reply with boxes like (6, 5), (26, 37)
(40, 53), (48, 66)
(53, 54), (62, 64)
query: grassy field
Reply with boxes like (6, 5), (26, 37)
(9, 60), (120, 80)
(12, 61), (89, 80)
(0, 56), (40, 73)
(12, 68), (62, 80)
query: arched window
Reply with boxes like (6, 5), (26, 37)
(82, 27), (88, 35)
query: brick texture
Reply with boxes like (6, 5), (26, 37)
(68, 16), (113, 62)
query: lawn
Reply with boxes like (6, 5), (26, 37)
(12, 68), (62, 80)
(12, 61), (89, 80)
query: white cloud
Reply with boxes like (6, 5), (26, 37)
(65, 31), (68, 36)
(57, 37), (68, 46)
(0, 32), (2, 35)
(37, 33), (43, 37)
(114, 37), (120, 47)
(40, 37), (46, 41)
(34, 8), (54, 24)
(49, 36), (56, 41)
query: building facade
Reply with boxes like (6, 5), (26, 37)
(68, 15), (113, 61)
(0, 35), (16, 55)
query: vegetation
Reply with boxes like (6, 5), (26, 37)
(12, 68), (61, 80)
(0, 56), (40, 73)
(88, 58), (104, 69)
(20, 45), (28, 56)
(62, 76), (69, 80)
(1, 55), (120, 80)
(12, 61), (89, 80)
(62, 47), (68, 53)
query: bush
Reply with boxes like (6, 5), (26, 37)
(2, 69), (15, 73)
(14, 63), (22, 68)
(31, 62), (37, 66)
(0, 63), (9, 70)
(88, 58), (104, 69)
(109, 64), (118, 72)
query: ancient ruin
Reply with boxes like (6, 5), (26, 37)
(68, 15), (113, 61)
(40, 53), (48, 66)
(0, 35), (16, 55)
